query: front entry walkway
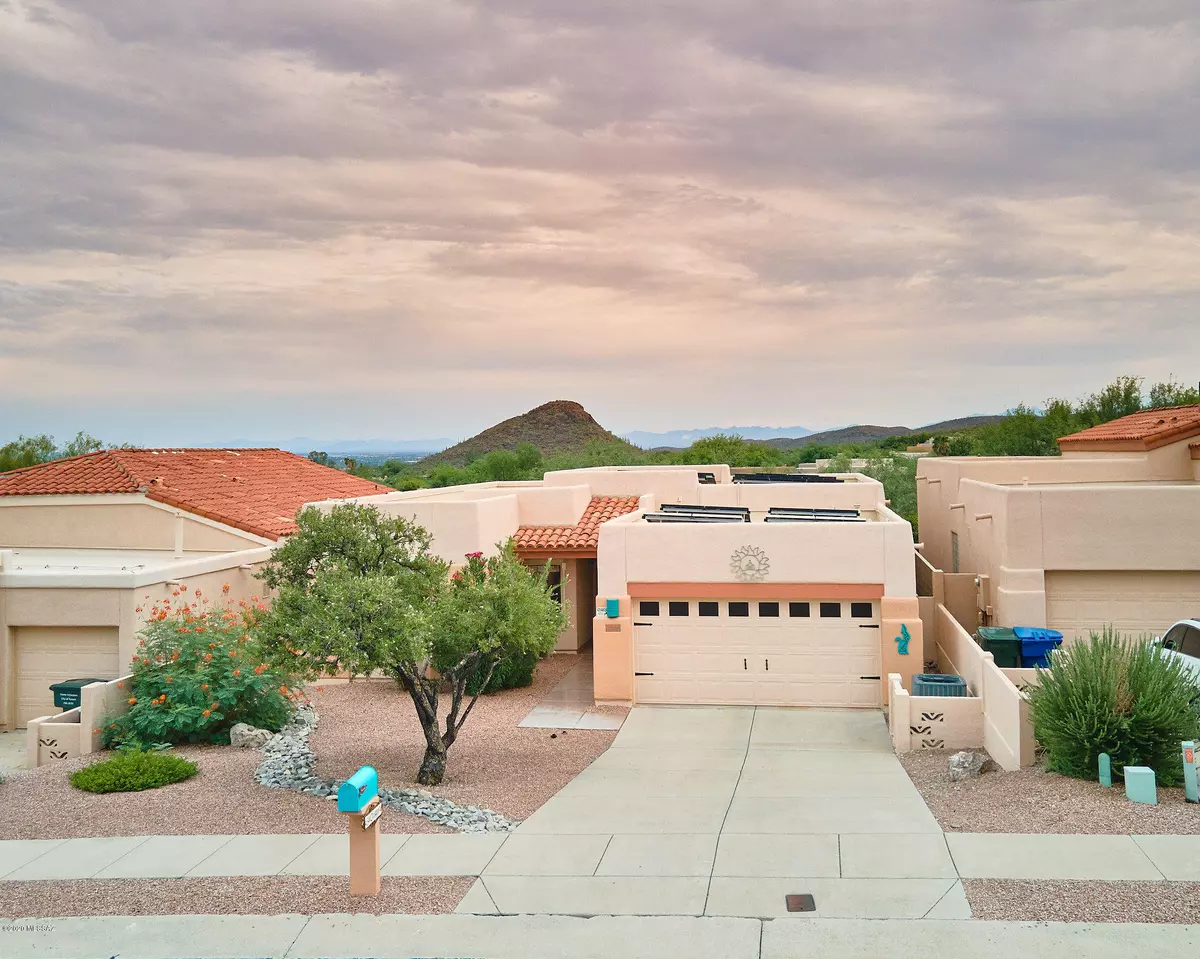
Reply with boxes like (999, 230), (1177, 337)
(460, 705), (965, 919)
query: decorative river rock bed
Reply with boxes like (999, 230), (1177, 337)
(252, 705), (519, 833)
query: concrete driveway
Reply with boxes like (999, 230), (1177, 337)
(459, 706), (965, 920)
(0, 729), (27, 776)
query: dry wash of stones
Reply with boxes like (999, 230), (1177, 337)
(251, 705), (518, 833)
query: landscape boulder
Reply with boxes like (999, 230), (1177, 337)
(948, 749), (989, 782)
(229, 723), (274, 749)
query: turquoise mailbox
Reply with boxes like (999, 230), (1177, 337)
(605, 598), (620, 618)
(337, 765), (379, 813)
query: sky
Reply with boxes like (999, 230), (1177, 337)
(2, 1), (1199, 447)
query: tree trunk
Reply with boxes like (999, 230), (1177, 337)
(417, 734), (447, 786)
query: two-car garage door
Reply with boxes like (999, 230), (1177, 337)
(1045, 571), (1200, 643)
(633, 598), (881, 707)
(14, 627), (120, 727)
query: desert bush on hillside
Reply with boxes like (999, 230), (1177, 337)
(1028, 627), (1200, 785)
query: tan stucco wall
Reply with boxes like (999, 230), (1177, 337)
(0, 499), (262, 553)
(596, 510), (916, 598)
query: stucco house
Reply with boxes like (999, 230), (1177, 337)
(328, 464), (923, 708)
(0, 449), (388, 730)
(917, 404), (1200, 641)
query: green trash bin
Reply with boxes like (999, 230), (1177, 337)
(976, 627), (1022, 668)
(48, 678), (104, 711)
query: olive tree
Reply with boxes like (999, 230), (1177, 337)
(257, 504), (565, 785)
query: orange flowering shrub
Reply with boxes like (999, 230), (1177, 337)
(102, 591), (302, 749)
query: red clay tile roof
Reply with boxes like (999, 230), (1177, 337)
(1057, 405), (1200, 452)
(513, 496), (642, 556)
(0, 449), (390, 540)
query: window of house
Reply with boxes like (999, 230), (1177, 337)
(759, 602), (780, 617)
(638, 601), (660, 617)
(699, 601), (719, 617)
(548, 565), (563, 605)
(789, 602), (810, 617)
(669, 601), (689, 616)
(820, 602), (841, 618)
(850, 602), (873, 618)
(951, 531), (960, 573)
(729, 602), (749, 617)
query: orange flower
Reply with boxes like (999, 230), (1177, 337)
(92, 728), (101, 734)
(279, 685), (288, 695)
(165, 676), (173, 683)
(211, 702), (219, 709)
(128, 697), (138, 705)
(209, 643), (217, 649)
(233, 668), (241, 677)
(201, 683), (209, 691)
(254, 665), (266, 675)
(228, 649), (238, 657)
(202, 709), (211, 718)
(222, 583), (230, 593)
(117, 681), (124, 689)
(204, 653), (213, 662)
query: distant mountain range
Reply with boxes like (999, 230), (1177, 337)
(623, 425), (813, 449)
(253, 411), (1003, 459)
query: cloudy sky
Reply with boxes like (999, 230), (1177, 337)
(2, 1), (1199, 447)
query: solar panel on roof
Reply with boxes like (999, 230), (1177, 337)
(661, 503), (750, 517)
(732, 473), (844, 484)
(644, 512), (747, 524)
(768, 506), (862, 518)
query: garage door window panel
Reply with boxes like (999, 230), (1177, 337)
(789, 602), (810, 617)
(729, 602), (750, 617)
(639, 601), (660, 617)
(820, 602), (842, 618)
(699, 601), (719, 617)
(669, 601), (689, 616)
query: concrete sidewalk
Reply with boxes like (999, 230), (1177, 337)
(4, 705), (1199, 921)
(1, 915), (1199, 959)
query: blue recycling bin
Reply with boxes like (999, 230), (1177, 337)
(1013, 627), (1063, 667)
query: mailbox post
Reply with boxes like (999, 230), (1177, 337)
(337, 765), (381, 896)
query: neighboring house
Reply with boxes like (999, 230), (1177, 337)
(325, 465), (922, 708)
(917, 405), (1200, 642)
(0, 449), (388, 729)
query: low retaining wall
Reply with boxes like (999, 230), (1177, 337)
(25, 675), (132, 768)
(888, 675), (983, 752)
(890, 603), (1036, 770)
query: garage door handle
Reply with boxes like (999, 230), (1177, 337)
(635, 671), (654, 677)
(634, 622), (654, 626)
(859, 624), (880, 629)
(860, 675), (881, 680)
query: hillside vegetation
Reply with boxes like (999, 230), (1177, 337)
(420, 401), (639, 467)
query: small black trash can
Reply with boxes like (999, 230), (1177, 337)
(48, 678), (104, 711)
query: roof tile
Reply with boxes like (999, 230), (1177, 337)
(514, 496), (641, 555)
(0, 449), (389, 540)
(1057, 405), (1200, 452)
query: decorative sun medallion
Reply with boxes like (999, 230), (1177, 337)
(730, 545), (771, 583)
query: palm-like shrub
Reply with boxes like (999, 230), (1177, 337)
(1028, 627), (1200, 785)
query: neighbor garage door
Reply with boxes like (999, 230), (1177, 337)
(15, 627), (120, 727)
(632, 598), (881, 707)
(1045, 571), (1200, 643)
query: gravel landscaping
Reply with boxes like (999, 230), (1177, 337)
(965, 879), (1200, 923)
(310, 653), (623, 821)
(0, 876), (471, 917)
(0, 652), (617, 840)
(902, 750), (1200, 834)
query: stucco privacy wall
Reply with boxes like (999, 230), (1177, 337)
(888, 675), (983, 753)
(0, 497), (266, 553)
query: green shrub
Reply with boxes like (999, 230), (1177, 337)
(466, 648), (541, 695)
(1028, 627), (1200, 785)
(70, 750), (198, 793)
(102, 588), (302, 750)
